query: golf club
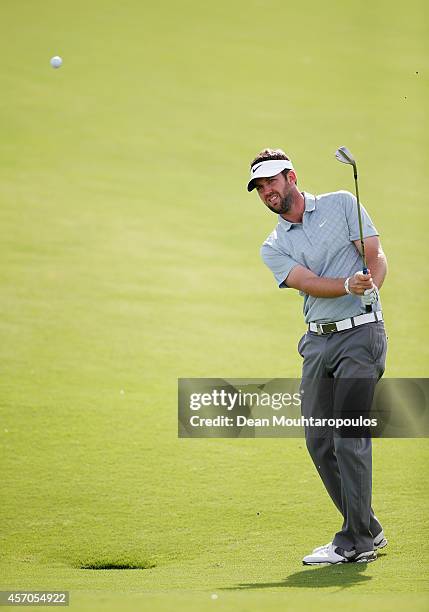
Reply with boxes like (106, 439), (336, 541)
(335, 145), (371, 312)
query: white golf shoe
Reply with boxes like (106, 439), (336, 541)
(353, 550), (378, 563)
(373, 530), (388, 550)
(303, 543), (377, 565)
(312, 529), (387, 554)
(303, 544), (354, 565)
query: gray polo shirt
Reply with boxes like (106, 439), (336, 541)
(261, 191), (382, 323)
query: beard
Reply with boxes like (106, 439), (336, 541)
(266, 191), (293, 215)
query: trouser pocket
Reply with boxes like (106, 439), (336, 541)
(368, 323), (387, 365)
(297, 333), (307, 357)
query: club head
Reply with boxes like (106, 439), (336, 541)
(335, 146), (356, 167)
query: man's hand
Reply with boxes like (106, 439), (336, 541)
(347, 270), (374, 295)
(361, 286), (379, 306)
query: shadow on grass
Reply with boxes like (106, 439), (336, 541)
(225, 563), (372, 591)
(76, 560), (156, 570)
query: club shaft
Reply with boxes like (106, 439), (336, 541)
(353, 173), (367, 273)
(353, 171), (371, 313)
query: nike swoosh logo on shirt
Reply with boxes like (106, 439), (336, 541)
(319, 219), (327, 227)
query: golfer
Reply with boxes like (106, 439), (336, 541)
(248, 148), (388, 564)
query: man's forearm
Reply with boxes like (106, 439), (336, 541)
(284, 238), (387, 299)
(367, 249), (388, 290)
(299, 276), (347, 298)
(286, 263), (375, 298)
(353, 237), (388, 290)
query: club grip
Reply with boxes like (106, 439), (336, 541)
(363, 267), (372, 312)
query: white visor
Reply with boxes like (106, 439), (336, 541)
(247, 159), (294, 192)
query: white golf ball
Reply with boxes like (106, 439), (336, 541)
(211, 594), (218, 600)
(50, 56), (63, 69)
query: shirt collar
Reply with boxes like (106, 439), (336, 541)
(278, 192), (316, 231)
(304, 192), (316, 212)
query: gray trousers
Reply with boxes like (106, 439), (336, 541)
(298, 321), (387, 553)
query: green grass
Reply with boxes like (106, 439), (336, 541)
(0, 0), (428, 610)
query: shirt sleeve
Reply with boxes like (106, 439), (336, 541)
(343, 191), (379, 241)
(260, 243), (300, 289)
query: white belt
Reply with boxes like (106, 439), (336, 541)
(309, 311), (383, 335)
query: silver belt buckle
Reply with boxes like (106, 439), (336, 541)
(317, 324), (323, 336)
